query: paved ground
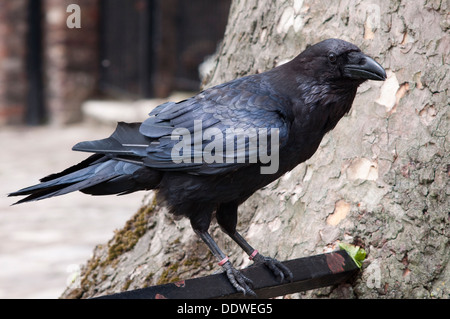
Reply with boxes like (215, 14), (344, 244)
(0, 123), (147, 298)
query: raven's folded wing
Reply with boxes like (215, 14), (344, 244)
(139, 75), (292, 175)
(73, 75), (292, 175)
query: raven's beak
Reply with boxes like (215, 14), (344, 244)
(343, 52), (386, 81)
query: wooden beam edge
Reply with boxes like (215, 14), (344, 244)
(94, 250), (359, 299)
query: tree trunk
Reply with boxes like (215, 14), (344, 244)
(62, 0), (449, 299)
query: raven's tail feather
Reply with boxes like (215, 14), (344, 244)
(8, 154), (161, 204)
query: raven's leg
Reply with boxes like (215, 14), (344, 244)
(226, 231), (293, 282)
(190, 210), (255, 296)
(216, 202), (293, 282)
(195, 230), (255, 296)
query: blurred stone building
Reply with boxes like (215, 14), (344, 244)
(0, 0), (230, 125)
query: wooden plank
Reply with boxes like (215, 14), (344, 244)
(95, 250), (359, 299)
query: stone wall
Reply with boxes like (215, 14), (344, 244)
(43, 0), (99, 124)
(0, 0), (99, 125)
(0, 0), (28, 124)
(0, 0), (230, 125)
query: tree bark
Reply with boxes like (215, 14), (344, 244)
(62, 0), (449, 299)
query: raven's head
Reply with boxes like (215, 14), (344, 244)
(295, 38), (386, 84)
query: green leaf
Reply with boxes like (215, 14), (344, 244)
(339, 242), (366, 268)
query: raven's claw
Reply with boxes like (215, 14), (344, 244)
(222, 261), (256, 297)
(252, 254), (293, 283)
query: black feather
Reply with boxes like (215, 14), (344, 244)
(9, 39), (386, 296)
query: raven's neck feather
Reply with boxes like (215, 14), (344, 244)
(296, 81), (358, 132)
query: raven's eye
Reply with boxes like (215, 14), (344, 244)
(328, 53), (337, 63)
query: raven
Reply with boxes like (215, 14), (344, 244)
(10, 39), (386, 296)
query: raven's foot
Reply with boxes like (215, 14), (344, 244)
(222, 260), (256, 297)
(251, 253), (293, 283)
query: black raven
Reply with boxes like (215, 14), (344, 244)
(10, 39), (386, 296)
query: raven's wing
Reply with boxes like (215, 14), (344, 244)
(139, 74), (292, 175)
(74, 75), (292, 175)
